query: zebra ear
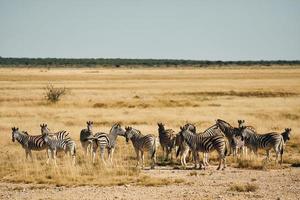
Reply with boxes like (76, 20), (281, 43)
(180, 126), (184, 131)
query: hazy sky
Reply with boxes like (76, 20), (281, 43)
(0, 0), (299, 60)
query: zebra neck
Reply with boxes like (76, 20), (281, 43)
(16, 134), (28, 146)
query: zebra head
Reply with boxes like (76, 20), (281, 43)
(237, 120), (245, 128)
(11, 127), (20, 142)
(183, 123), (196, 134)
(110, 123), (125, 136)
(40, 123), (50, 135)
(124, 126), (132, 143)
(283, 128), (292, 141)
(157, 122), (165, 132)
(86, 121), (93, 132)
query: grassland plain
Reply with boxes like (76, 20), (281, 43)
(0, 66), (300, 200)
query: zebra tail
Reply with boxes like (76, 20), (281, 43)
(176, 145), (181, 158)
(151, 138), (157, 159)
(224, 140), (229, 156)
(280, 137), (284, 155)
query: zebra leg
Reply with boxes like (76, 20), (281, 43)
(192, 152), (198, 169)
(217, 153), (222, 170)
(92, 143), (98, 164)
(51, 150), (57, 166)
(25, 149), (29, 160)
(28, 150), (33, 162)
(151, 149), (156, 169)
(135, 149), (140, 168)
(141, 151), (144, 169)
(266, 150), (270, 162)
(100, 146), (106, 165)
(110, 148), (115, 165)
(46, 148), (50, 164)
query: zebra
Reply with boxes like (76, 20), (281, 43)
(281, 128), (291, 143)
(236, 119), (256, 157)
(11, 127), (49, 161)
(177, 123), (223, 166)
(157, 123), (176, 161)
(216, 119), (245, 156)
(124, 126), (157, 169)
(40, 124), (76, 165)
(175, 123), (197, 166)
(92, 123), (125, 164)
(80, 121), (94, 156)
(238, 126), (285, 164)
(178, 126), (228, 170)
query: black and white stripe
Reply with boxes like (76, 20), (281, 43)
(80, 121), (94, 156)
(124, 126), (157, 169)
(157, 123), (176, 161)
(238, 126), (285, 164)
(179, 126), (227, 170)
(216, 119), (244, 156)
(40, 124), (76, 165)
(11, 127), (48, 161)
(92, 123), (125, 164)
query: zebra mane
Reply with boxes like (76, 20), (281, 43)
(217, 119), (234, 129)
(109, 123), (119, 133)
(132, 128), (142, 135)
(202, 124), (218, 133)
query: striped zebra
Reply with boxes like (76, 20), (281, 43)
(175, 123), (197, 166)
(92, 123), (125, 164)
(281, 128), (291, 143)
(157, 123), (176, 161)
(11, 127), (49, 161)
(216, 119), (244, 156)
(124, 126), (157, 169)
(80, 121), (94, 156)
(237, 120), (256, 157)
(179, 126), (228, 170)
(40, 124), (76, 165)
(176, 123), (223, 167)
(238, 126), (285, 164)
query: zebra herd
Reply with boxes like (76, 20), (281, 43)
(11, 119), (292, 170)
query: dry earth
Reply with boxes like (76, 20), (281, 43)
(0, 166), (299, 200)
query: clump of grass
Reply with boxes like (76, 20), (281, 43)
(235, 159), (263, 170)
(229, 183), (258, 192)
(189, 171), (198, 176)
(45, 84), (68, 103)
(281, 113), (300, 120)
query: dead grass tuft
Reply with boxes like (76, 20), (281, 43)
(229, 183), (258, 192)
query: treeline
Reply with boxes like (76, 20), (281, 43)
(0, 57), (299, 67)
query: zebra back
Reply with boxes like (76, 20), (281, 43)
(12, 127), (47, 151)
(180, 128), (227, 154)
(125, 127), (156, 154)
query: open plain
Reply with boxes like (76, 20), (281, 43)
(0, 67), (300, 200)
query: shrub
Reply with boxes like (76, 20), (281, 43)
(45, 84), (67, 103)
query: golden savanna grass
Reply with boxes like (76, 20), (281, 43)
(0, 66), (300, 186)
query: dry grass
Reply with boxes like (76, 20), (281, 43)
(0, 67), (300, 186)
(229, 183), (259, 192)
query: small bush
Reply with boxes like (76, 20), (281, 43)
(229, 183), (258, 192)
(45, 84), (67, 103)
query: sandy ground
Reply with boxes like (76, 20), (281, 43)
(1, 166), (299, 200)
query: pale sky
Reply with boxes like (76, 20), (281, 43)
(0, 0), (299, 60)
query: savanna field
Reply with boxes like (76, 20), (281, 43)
(0, 66), (300, 200)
